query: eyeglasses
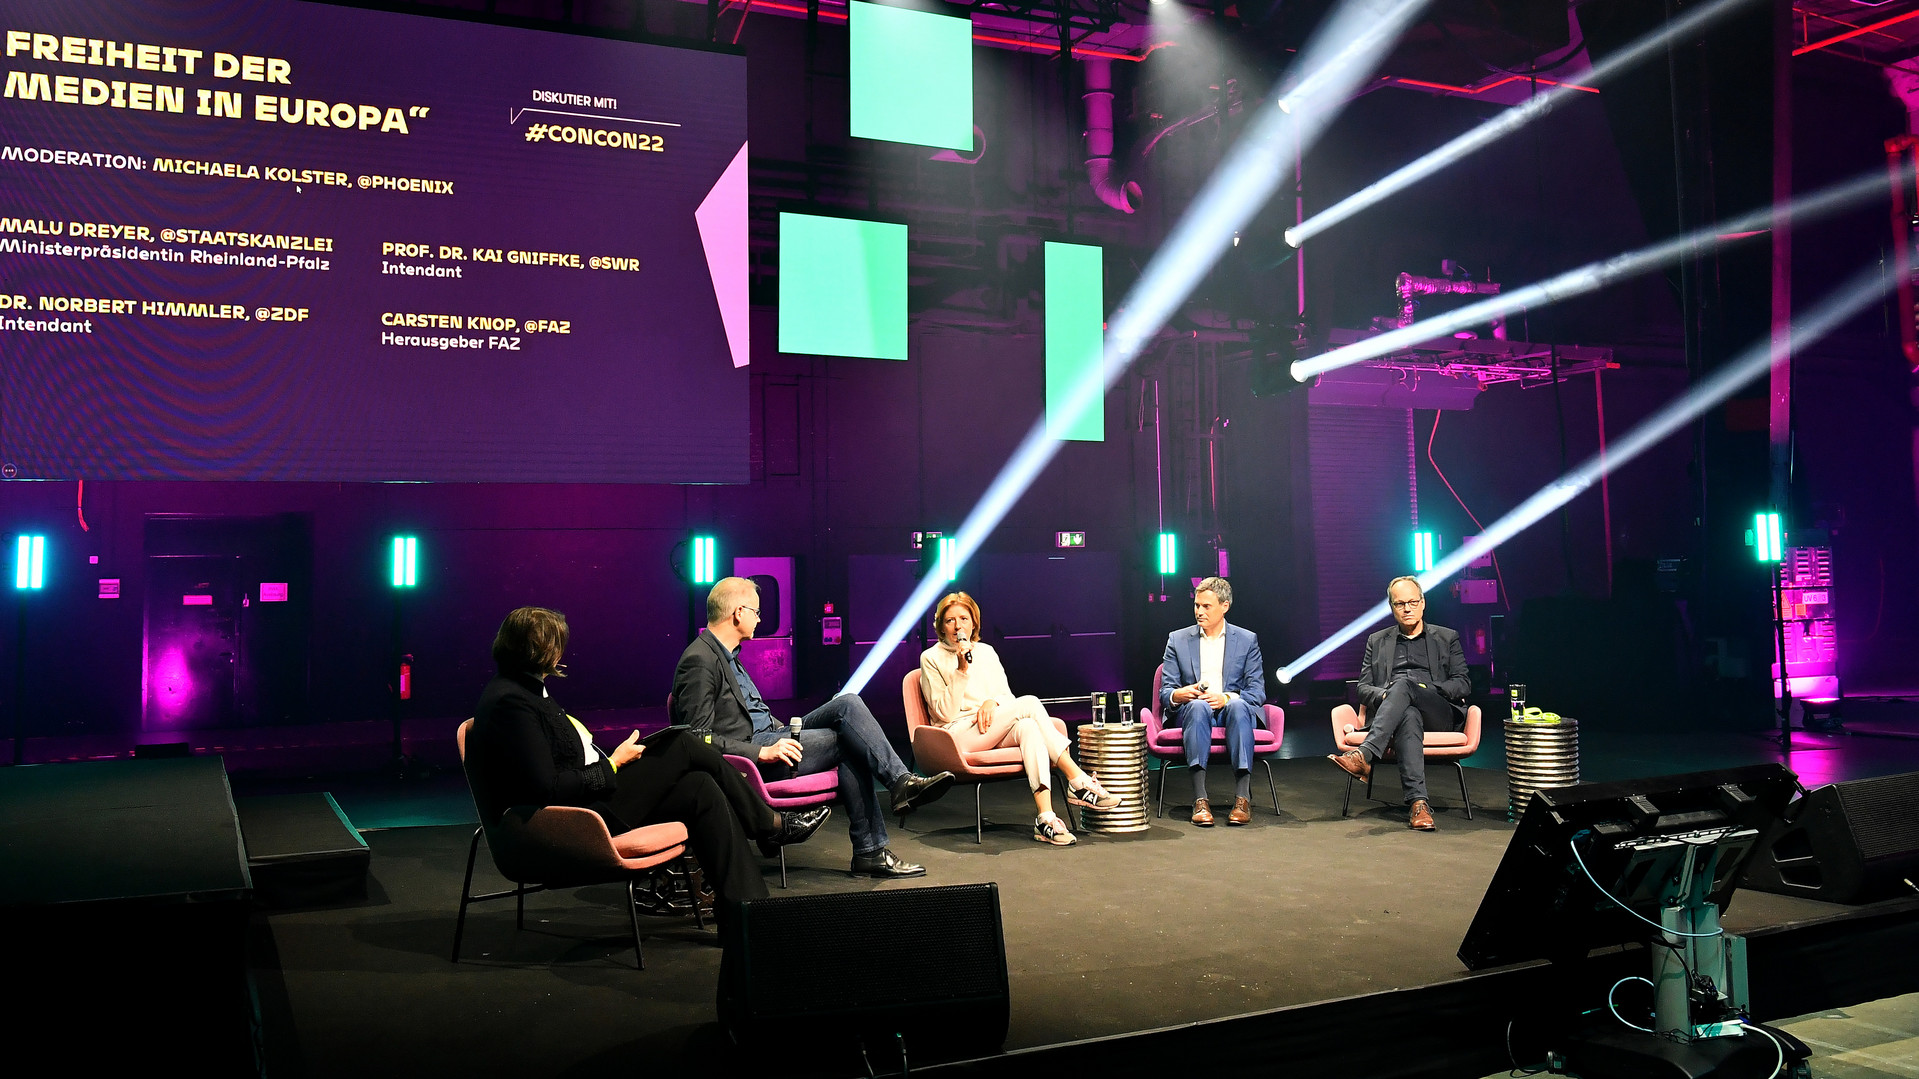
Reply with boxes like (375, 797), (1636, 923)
(737, 605), (760, 617)
(1390, 598), (1424, 610)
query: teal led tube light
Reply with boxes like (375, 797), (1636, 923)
(15, 534), (45, 589)
(391, 536), (418, 587)
(1412, 530), (1435, 572)
(692, 536), (719, 584)
(1754, 513), (1783, 563)
(937, 535), (959, 581)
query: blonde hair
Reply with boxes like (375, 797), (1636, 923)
(932, 591), (983, 645)
(1386, 575), (1424, 600)
(706, 576), (758, 626)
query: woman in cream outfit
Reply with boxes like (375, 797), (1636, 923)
(918, 592), (1121, 845)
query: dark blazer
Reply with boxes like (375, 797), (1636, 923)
(1158, 623), (1267, 717)
(1357, 623), (1471, 725)
(670, 630), (762, 759)
(467, 672), (622, 830)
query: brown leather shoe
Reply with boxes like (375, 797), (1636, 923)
(1329, 750), (1371, 782)
(1191, 798), (1214, 826)
(1409, 799), (1436, 831)
(1228, 796), (1253, 825)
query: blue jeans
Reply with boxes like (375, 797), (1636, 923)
(753, 693), (906, 856)
(1169, 697), (1259, 771)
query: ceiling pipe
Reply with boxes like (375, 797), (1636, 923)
(1083, 56), (1142, 213)
(1396, 265), (1503, 336)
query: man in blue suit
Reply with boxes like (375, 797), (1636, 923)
(1159, 576), (1268, 826)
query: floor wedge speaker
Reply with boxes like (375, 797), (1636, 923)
(1742, 771), (1919, 904)
(719, 883), (1009, 1059)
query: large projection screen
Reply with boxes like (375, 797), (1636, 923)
(0, 0), (748, 482)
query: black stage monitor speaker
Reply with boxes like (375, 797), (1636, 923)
(719, 883), (1009, 1058)
(1459, 764), (1796, 971)
(1741, 770), (1919, 904)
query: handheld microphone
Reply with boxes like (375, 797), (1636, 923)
(958, 633), (974, 664)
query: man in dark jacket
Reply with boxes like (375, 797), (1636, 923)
(672, 577), (953, 878)
(470, 607), (826, 904)
(1329, 576), (1471, 831)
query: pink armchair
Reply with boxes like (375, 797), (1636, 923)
(901, 668), (1072, 843)
(1138, 664), (1285, 819)
(1328, 694), (1481, 819)
(453, 719), (696, 969)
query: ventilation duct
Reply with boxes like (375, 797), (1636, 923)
(1082, 56), (1141, 214)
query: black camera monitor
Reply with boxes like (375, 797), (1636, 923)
(1458, 764), (1797, 971)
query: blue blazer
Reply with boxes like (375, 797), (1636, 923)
(1159, 623), (1267, 717)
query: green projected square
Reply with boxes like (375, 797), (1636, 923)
(1045, 241), (1104, 442)
(849, 1), (973, 151)
(778, 213), (908, 360)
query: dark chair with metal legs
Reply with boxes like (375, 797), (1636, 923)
(452, 718), (700, 969)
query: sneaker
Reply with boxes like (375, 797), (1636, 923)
(1065, 775), (1122, 810)
(1033, 813), (1078, 846)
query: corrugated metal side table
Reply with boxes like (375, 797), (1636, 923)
(1075, 722), (1150, 833)
(1504, 716), (1579, 820)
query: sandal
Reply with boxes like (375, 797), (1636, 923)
(1033, 813), (1078, 846)
(1066, 775), (1122, 810)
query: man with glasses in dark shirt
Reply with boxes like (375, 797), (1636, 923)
(671, 576), (954, 877)
(1328, 575), (1470, 831)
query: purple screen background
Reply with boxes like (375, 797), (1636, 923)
(0, 0), (748, 482)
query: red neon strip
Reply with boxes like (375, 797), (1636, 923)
(1388, 76), (1478, 92)
(1383, 74), (1598, 96)
(747, 0), (846, 18)
(740, 1), (1143, 59)
(970, 31), (1142, 60)
(1794, 7), (1919, 55)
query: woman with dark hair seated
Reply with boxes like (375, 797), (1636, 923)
(467, 606), (827, 905)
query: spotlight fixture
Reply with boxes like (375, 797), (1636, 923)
(839, 0), (1434, 697)
(1286, 0), (1764, 248)
(1276, 264), (1890, 684)
(1292, 168), (1896, 383)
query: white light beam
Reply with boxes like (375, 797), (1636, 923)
(1275, 262), (1893, 683)
(1286, 0), (1762, 247)
(1291, 167), (1896, 382)
(842, 0), (1435, 696)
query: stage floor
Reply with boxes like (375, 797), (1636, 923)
(215, 696), (1919, 831)
(252, 753), (1879, 1079)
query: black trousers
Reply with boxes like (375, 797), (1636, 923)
(1360, 678), (1459, 806)
(605, 729), (773, 902)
